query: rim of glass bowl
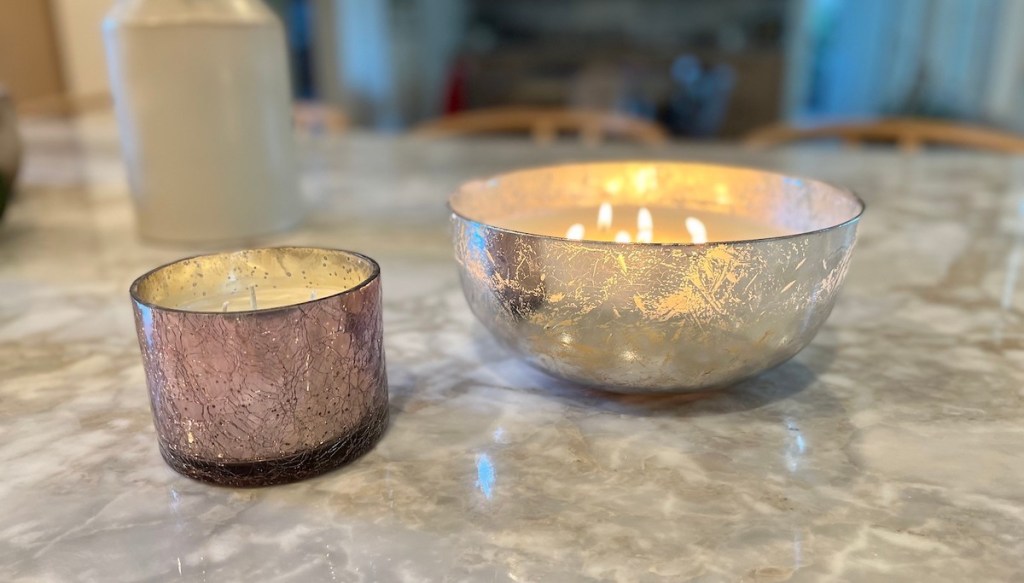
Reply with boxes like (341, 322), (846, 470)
(448, 161), (866, 248)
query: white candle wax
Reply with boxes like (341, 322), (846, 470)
(132, 248), (378, 316)
(176, 286), (346, 313)
(501, 205), (791, 244)
(165, 284), (342, 311)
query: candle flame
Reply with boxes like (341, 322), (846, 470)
(636, 229), (653, 243)
(637, 207), (653, 231)
(597, 202), (613, 230)
(685, 217), (708, 244)
(565, 223), (586, 240)
(614, 230), (632, 243)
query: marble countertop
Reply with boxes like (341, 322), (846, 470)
(2, 116), (1023, 582)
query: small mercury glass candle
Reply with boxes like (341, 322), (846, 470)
(130, 247), (388, 486)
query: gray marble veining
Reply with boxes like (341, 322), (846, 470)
(1, 115), (1023, 582)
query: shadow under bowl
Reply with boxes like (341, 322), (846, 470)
(449, 161), (864, 394)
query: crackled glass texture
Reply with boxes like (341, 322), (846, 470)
(450, 162), (864, 393)
(130, 248), (388, 486)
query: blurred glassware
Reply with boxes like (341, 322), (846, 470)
(104, 0), (302, 244)
(293, 101), (349, 136)
(0, 86), (21, 223)
(666, 55), (736, 138)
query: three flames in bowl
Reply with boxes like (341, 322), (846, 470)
(564, 202), (708, 244)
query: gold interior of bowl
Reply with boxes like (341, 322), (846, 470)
(449, 161), (864, 242)
(131, 247), (379, 313)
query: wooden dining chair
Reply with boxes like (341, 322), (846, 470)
(744, 117), (1024, 154)
(414, 107), (668, 146)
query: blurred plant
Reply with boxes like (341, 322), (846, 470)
(0, 86), (22, 222)
(665, 55), (736, 137)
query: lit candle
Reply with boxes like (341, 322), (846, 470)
(449, 161), (866, 393)
(565, 223), (586, 240)
(597, 201), (614, 231)
(503, 204), (790, 244)
(636, 207), (654, 243)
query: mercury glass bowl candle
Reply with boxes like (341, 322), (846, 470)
(130, 247), (388, 486)
(450, 162), (864, 394)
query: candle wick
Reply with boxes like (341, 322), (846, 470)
(249, 286), (258, 310)
(221, 300), (230, 313)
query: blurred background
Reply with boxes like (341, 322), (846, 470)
(2, 0), (1023, 140)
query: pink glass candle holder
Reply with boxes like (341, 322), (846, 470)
(130, 247), (388, 487)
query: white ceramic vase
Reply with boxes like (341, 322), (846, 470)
(104, 0), (302, 243)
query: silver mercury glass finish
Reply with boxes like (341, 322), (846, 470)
(450, 162), (865, 393)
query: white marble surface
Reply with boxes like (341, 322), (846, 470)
(2, 116), (1023, 582)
